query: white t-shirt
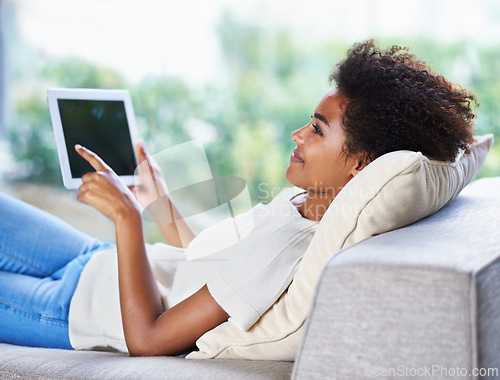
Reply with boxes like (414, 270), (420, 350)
(68, 188), (318, 352)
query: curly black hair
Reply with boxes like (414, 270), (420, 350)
(330, 40), (477, 162)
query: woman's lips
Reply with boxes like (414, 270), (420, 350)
(290, 149), (305, 163)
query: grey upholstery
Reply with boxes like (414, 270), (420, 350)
(1, 177), (499, 379)
(293, 177), (500, 379)
(0, 344), (292, 379)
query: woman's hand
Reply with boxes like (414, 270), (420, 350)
(130, 141), (196, 247)
(75, 144), (140, 222)
(131, 140), (168, 210)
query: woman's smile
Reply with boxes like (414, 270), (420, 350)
(290, 149), (305, 163)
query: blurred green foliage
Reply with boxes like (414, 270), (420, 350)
(7, 17), (500, 201)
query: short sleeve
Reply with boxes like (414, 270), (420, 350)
(206, 193), (318, 331)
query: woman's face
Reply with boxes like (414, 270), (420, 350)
(286, 89), (363, 196)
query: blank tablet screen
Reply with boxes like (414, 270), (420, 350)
(58, 99), (136, 178)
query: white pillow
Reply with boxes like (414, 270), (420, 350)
(186, 134), (494, 360)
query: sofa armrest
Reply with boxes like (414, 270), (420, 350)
(292, 177), (500, 380)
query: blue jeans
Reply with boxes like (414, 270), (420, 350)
(0, 193), (111, 349)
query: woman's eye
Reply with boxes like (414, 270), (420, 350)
(312, 124), (322, 135)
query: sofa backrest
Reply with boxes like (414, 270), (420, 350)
(293, 177), (500, 379)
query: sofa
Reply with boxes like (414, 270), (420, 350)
(1, 175), (499, 379)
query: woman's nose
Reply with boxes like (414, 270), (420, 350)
(291, 124), (308, 144)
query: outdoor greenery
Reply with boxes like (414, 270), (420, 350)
(7, 16), (500, 201)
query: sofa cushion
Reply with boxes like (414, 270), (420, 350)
(187, 134), (493, 361)
(0, 343), (293, 380)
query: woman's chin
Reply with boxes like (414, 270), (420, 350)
(285, 169), (304, 190)
(285, 167), (293, 184)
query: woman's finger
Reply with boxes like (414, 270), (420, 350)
(76, 188), (92, 205)
(136, 140), (148, 163)
(135, 143), (158, 182)
(136, 140), (155, 179)
(137, 141), (157, 174)
(80, 171), (102, 184)
(75, 144), (111, 172)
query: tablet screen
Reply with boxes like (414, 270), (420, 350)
(58, 99), (136, 178)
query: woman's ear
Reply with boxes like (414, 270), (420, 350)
(350, 154), (370, 177)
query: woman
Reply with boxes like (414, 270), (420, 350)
(0, 40), (476, 356)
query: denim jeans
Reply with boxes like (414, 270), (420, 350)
(0, 193), (111, 349)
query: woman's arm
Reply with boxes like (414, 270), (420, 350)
(132, 141), (196, 248)
(115, 211), (228, 356)
(75, 145), (228, 356)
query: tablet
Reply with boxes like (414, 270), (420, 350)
(47, 88), (140, 189)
